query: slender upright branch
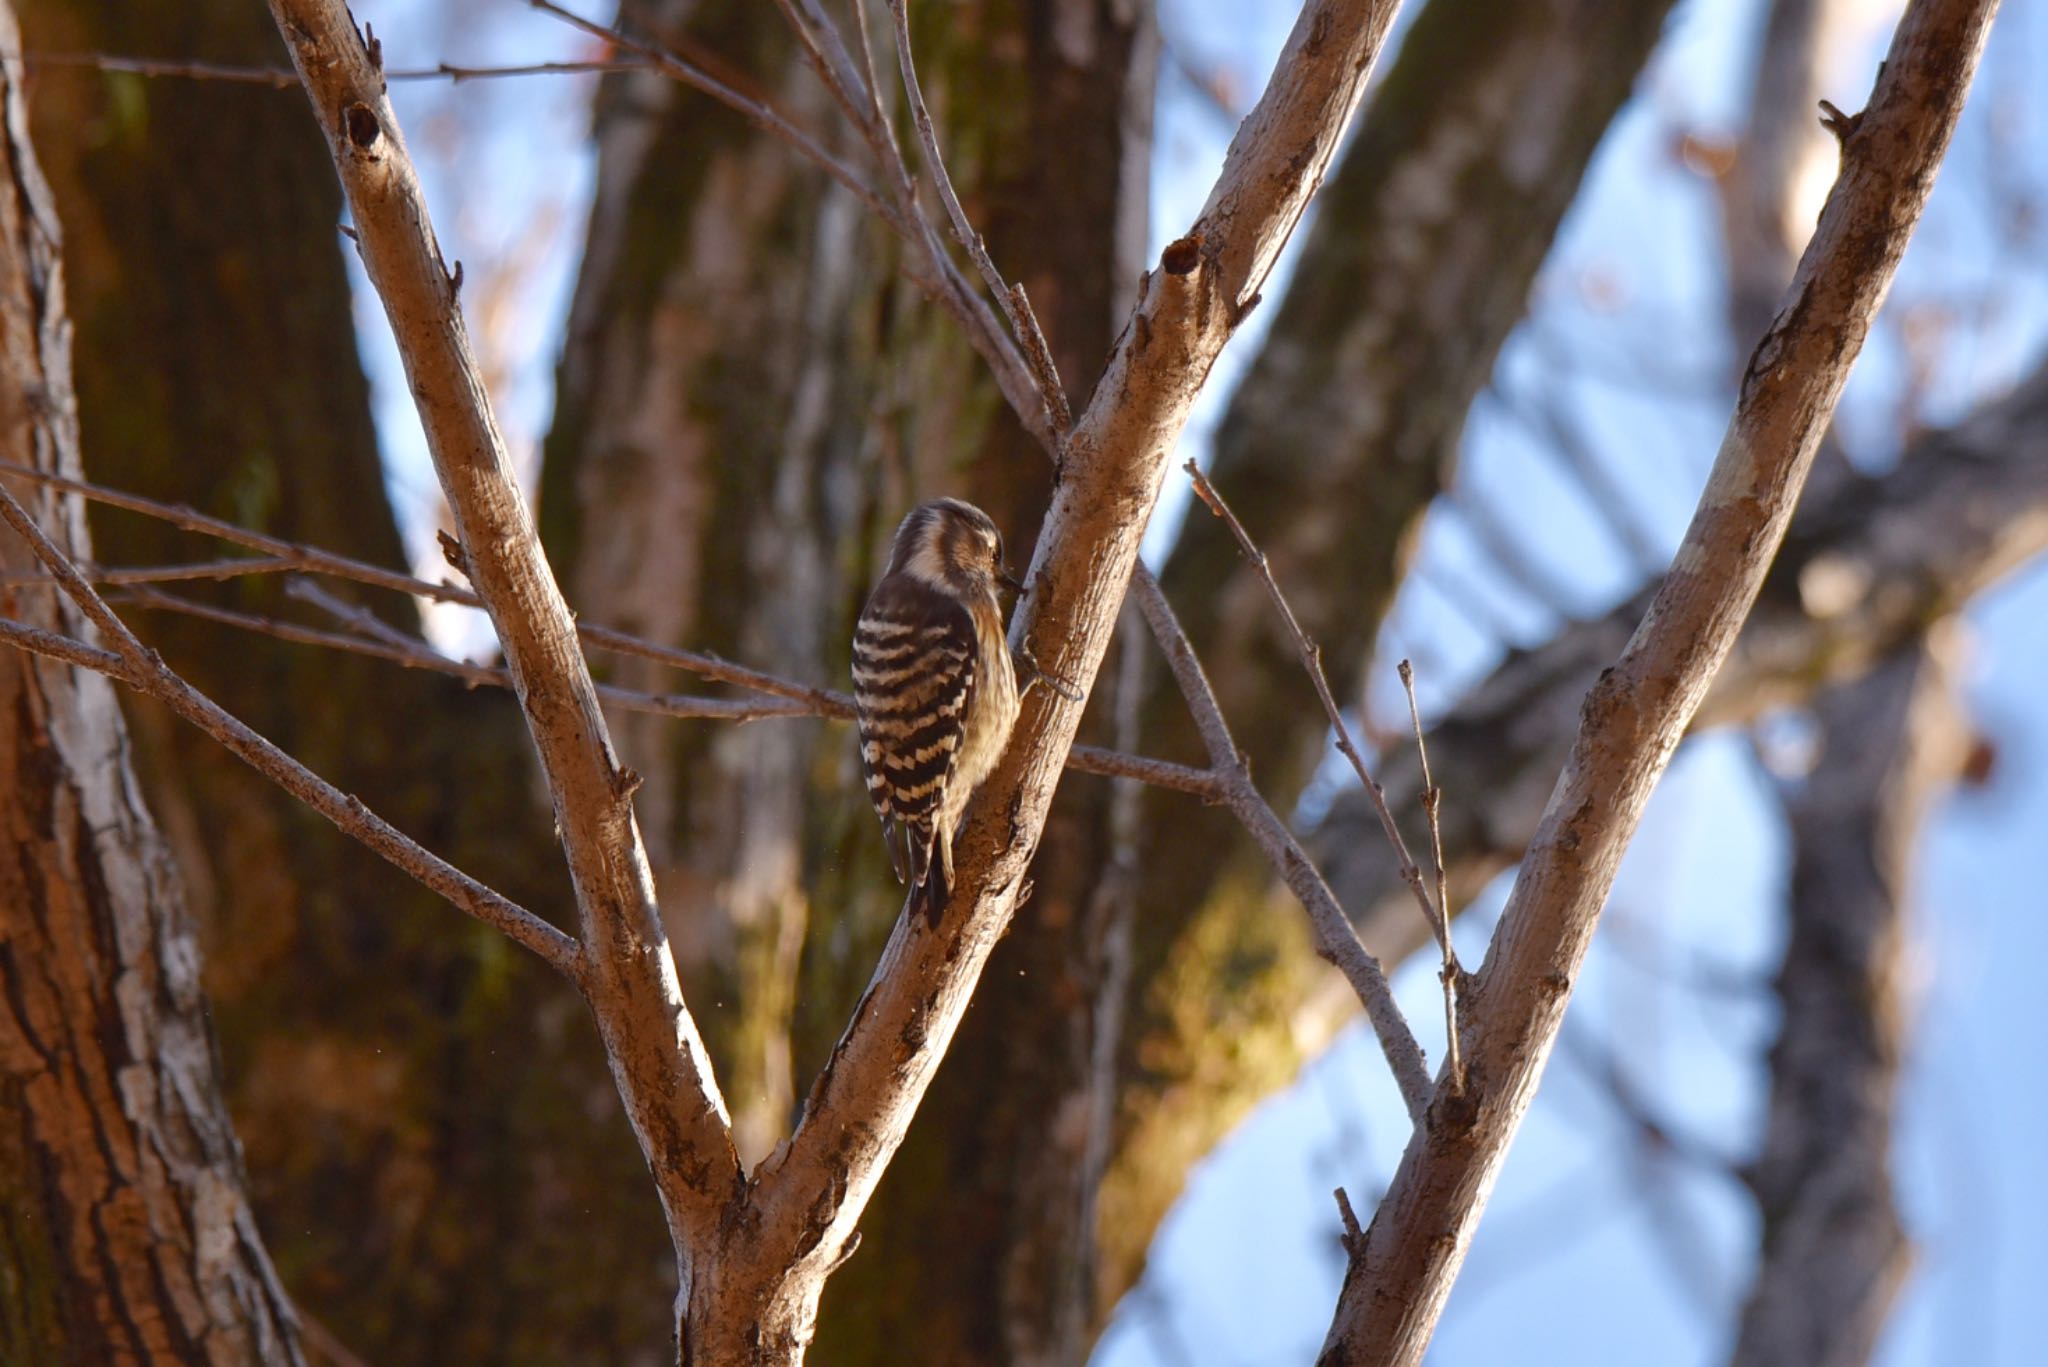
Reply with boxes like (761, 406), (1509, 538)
(1400, 659), (1463, 1095)
(267, 0), (742, 1274)
(1130, 567), (1432, 1121)
(1319, 2), (1998, 1360)
(531, 0), (892, 224)
(1186, 461), (1452, 963)
(885, 0), (1071, 432)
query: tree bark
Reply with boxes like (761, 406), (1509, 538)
(1727, 636), (1965, 1367)
(0, 14), (300, 1359)
(18, 1), (669, 1356)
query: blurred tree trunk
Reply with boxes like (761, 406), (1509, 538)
(0, 14), (300, 1361)
(1727, 638), (1964, 1367)
(1726, 4), (1938, 1361)
(18, 1), (672, 1358)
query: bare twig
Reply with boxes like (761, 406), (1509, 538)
(1185, 460), (1452, 966)
(538, 0), (1051, 452)
(884, 0), (1071, 433)
(123, 584), (817, 723)
(0, 460), (840, 708)
(1321, 2), (1997, 1359)
(1399, 659), (1463, 1095)
(0, 553), (297, 587)
(531, 0), (894, 227)
(1130, 566), (1431, 1122)
(0, 462), (1217, 797)
(0, 512), (577, 975)
(1333, 1187), (1366, 1256)
(15, 48), (658, 88)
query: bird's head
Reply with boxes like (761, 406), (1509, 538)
(888, 497), (1023, 597)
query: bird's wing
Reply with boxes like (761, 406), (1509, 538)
(853, 574), (978, 887)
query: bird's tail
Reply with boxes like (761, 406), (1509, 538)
(907, 820), (951, 928)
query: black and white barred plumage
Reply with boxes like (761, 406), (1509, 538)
(854, 498), (1021, 923)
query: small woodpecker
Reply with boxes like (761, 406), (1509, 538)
(852, 498), (1022, 924)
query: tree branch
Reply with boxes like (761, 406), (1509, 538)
(1185, 461), (1453, 962)
(0, 459), (1215, 795)
(1317, 1), (1998, 1359)
(267, 0), (742, 1271)
(1128, 566), (1432, 1122)
(14, 48), (658, 88)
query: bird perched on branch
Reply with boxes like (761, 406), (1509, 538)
(853, 498), (1022, 925)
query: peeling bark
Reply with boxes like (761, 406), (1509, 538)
(0, 13), (300, 1358)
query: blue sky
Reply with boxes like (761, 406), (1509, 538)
(340, 1), (2048, 1361)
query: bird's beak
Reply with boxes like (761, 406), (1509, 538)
(996, 565), (1027, 595)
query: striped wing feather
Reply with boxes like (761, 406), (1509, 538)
(853, 574), (978, 889)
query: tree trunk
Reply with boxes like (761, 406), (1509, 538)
(18, 1), (670, 1357)
(1727, 637), (1964, 1367)
(0, 15), (300, 1358)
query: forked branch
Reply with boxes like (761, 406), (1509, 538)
(1128, 567), (1432, 1121)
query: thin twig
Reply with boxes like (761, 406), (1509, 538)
(14, 49), (660, 88)
(120, 585), (816, 723)
(1333, 1187), (1366, 1256)
(0, 554), (297, 587)
(1130, 565), (1431, 1123)
(755, 0), (1056, 451)
(531, 0), (896, 228)
(885, 0), (1070, 434)
(0, 460), (840, 708)
(767, 0), (875, 149)
(0, 461), (1213, 791)
(1399, 659), (1463, 1095)
(0, 490), (577, 975)
(1185, 460), (1450, 963)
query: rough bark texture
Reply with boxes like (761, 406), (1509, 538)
(19, 1), (669, 1357)
(0, 14), (300, 1359)
(1098, 0), (1677, 1308)
(1727, 637), (1964, 1367)
(1320, 1), (1996, 1359)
